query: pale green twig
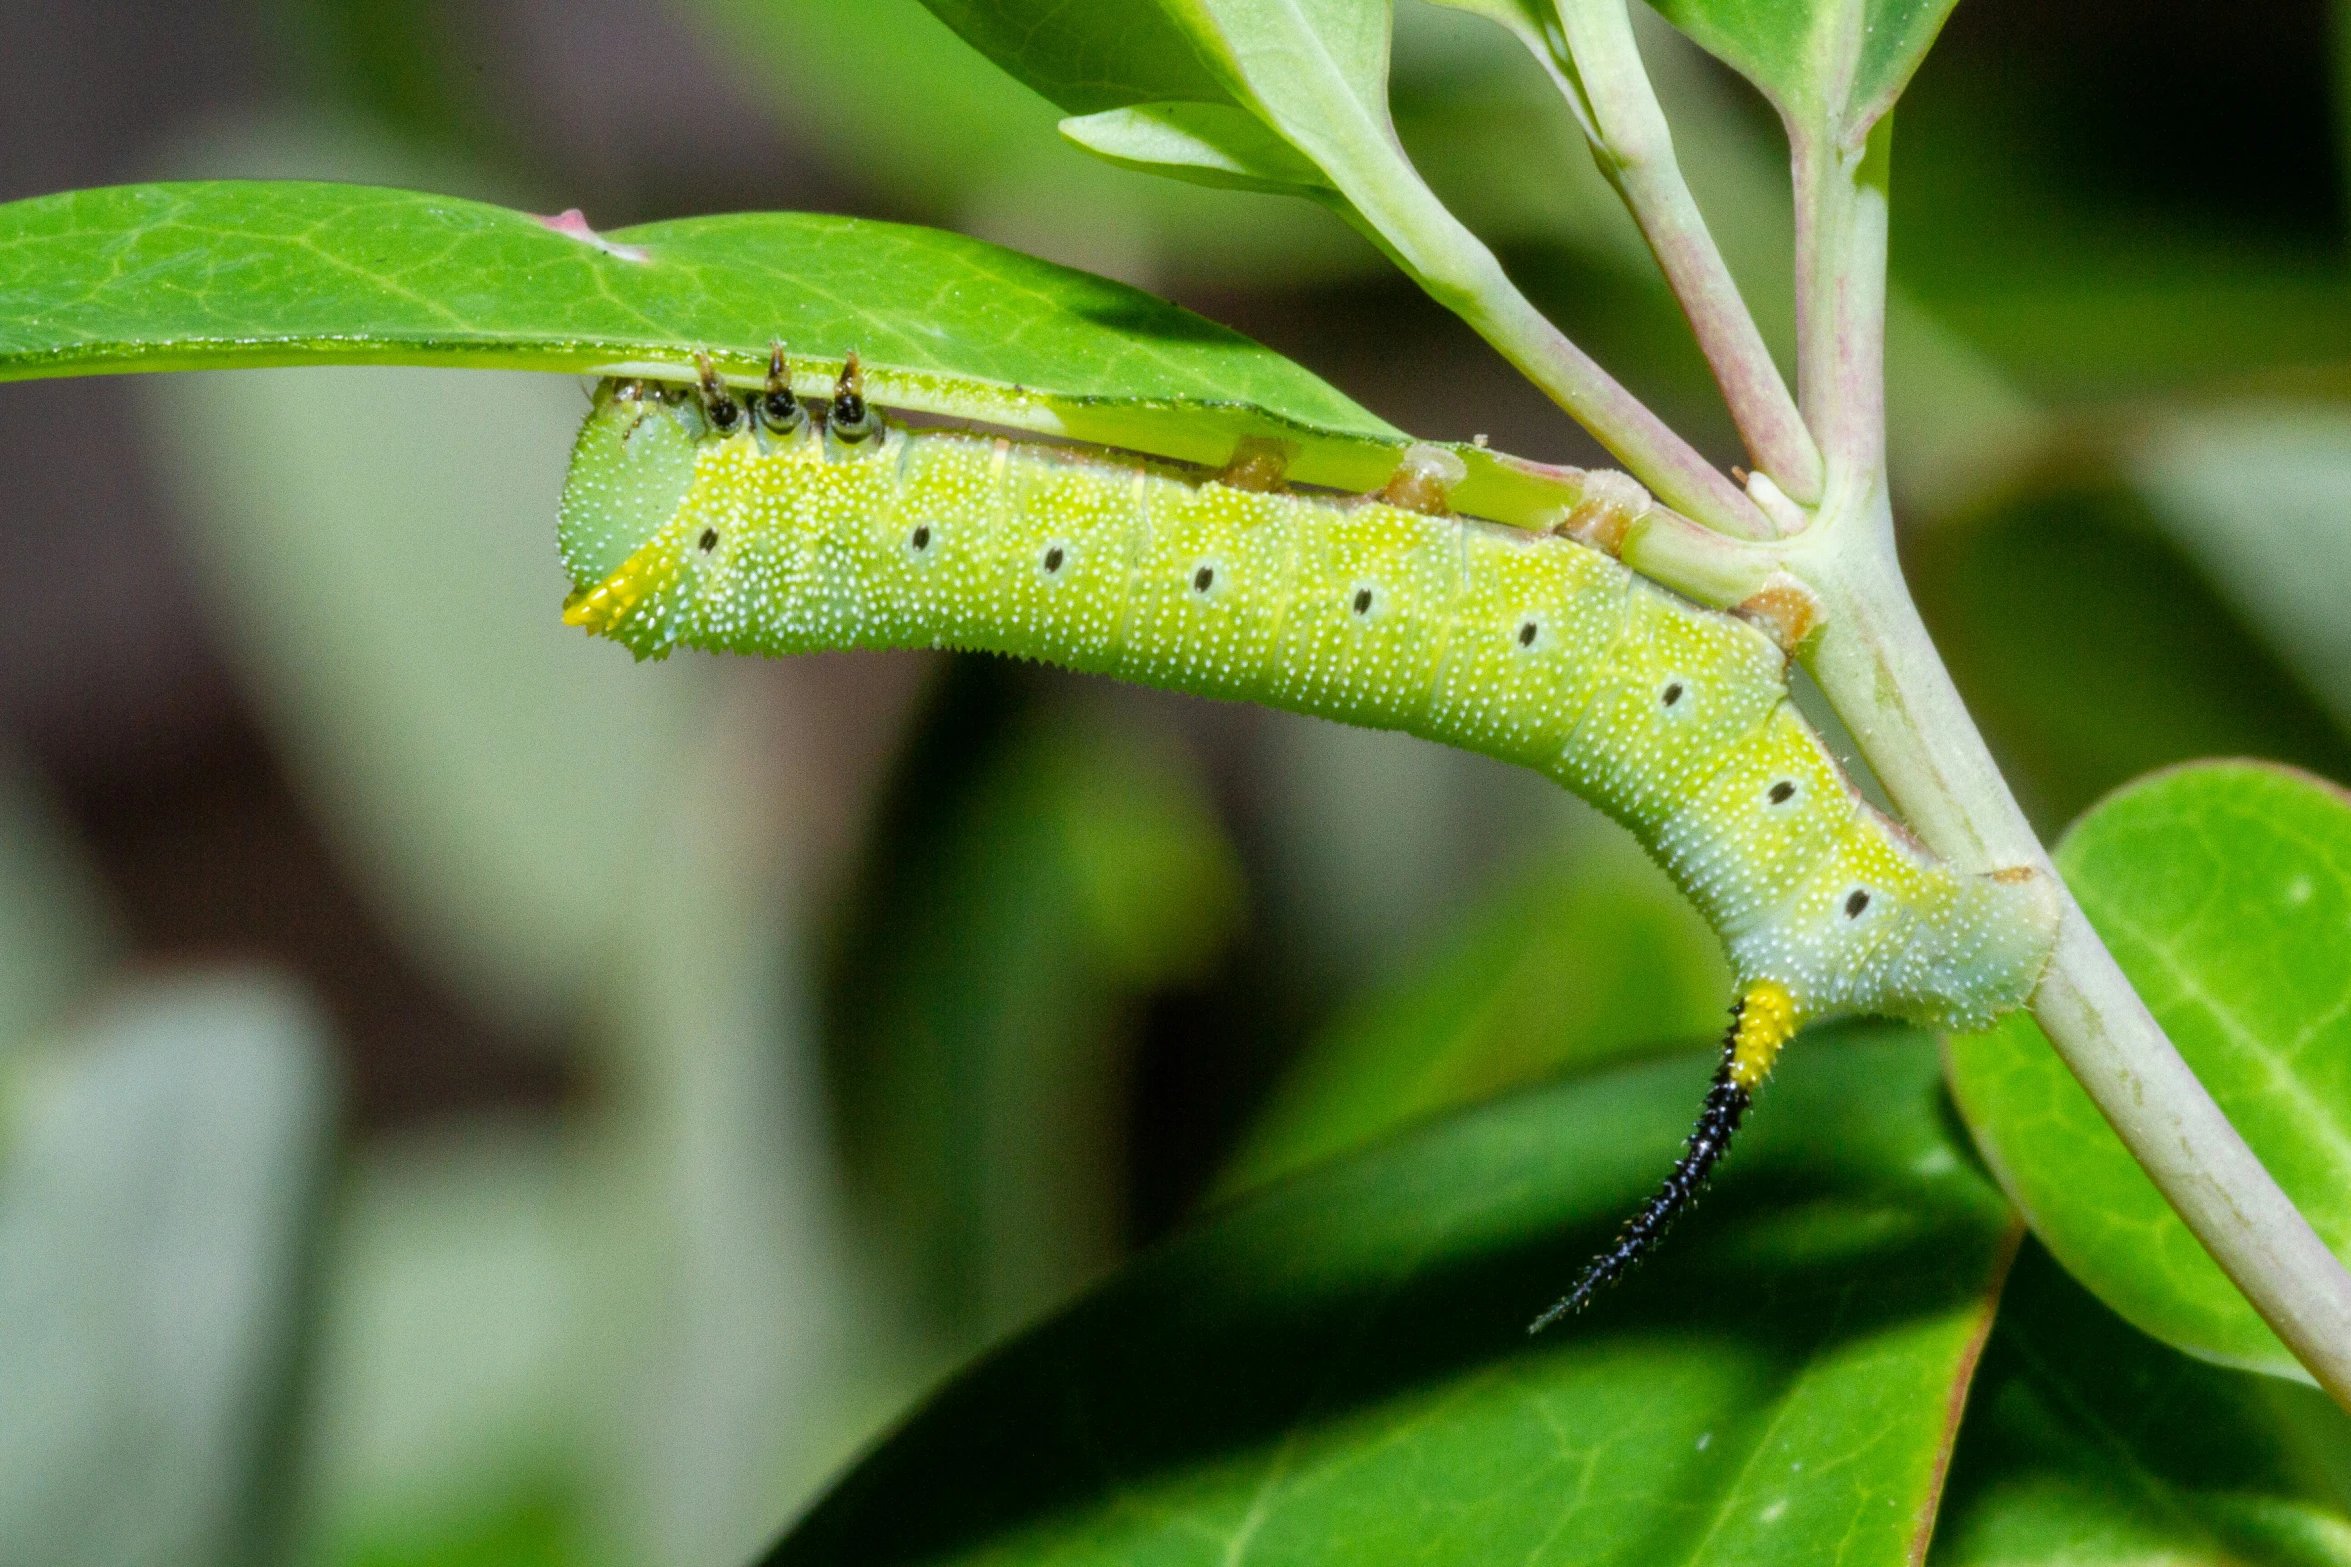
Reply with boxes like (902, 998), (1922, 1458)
(1337, 176), (1772, 537)
(1790, 119), (1891, 502)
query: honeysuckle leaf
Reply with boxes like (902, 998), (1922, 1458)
(1646, 0), (1959, 137)
(763, 1026), (2019, 1566)
(1059, 102), (1336, 196)
(1948, 762), (2351, 1383)
(1932, 1241), (2351, 1567)
(0, 180), (1582, 525)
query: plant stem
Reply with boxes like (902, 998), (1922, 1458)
(1793, 499), (2351, 1410)
(1423, 0), (2351, 1394)
(1783, 93), (2351, 1408)
(1551, 0), (1823, 505)
(1340, 174), (1769, 536)
(1174, 0), (1770, 535)
(1443, 268), (1770, 536)
(1791, 118), (1891, 502)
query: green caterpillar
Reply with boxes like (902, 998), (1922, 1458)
(558, 351), (2057, 1320)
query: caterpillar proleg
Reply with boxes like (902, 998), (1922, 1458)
(558, 355), (2058, 1317)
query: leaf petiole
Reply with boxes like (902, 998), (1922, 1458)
(1550, 0), (1823, 505)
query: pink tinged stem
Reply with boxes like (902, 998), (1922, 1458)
(1461, 278), (1774, 538)
(1790, 118), (1891, 497)
(1312, 142), (1770, 538)
(1552, 0), (1824, 506)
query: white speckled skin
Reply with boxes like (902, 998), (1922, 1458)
(560, 384), (2056, 1032)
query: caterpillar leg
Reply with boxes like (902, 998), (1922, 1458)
(1529, 979), (1798, 1333)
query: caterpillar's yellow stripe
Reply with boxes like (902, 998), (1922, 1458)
(557, 360), (2057, 1315)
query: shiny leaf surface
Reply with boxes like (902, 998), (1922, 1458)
(1949, 762), (2351, 1382)
(0, 180), (1574, 520)
(768, 1027), (2016, 1566)
(1933, 1241), (2351, 1566)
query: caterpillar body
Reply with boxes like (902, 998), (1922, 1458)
(559, 355), (2056, 1319)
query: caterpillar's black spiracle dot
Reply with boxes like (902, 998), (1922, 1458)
(1517, 620), (1539, 648)
(1193, 565), (1215, 593)
(1352, 587), (1374, 615)
(698, 527), (718, 552)
(1845, 888), (1872, 918)
(1662, 682), (1685, 707)
(1043, 546), (1065, 573)
(1768, 780), (1796, 805)
(911, 526), (931, 552)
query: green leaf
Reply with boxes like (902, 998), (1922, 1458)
(915, 0), (1233, 113)
(937, 0), (1507, 315)
(766, 1025), (2018, 1566)
(916, 0), (1400, 180)
(1146, 0), (1506, 299)
(679, 0), (1365, 290)
(0, 180), (1577, 524)
(1156, 0), (1401, 173)
(1645, 0), (1957, 134)
(1059, 102), (1336, 196)
(1947, 762), (2351, 1383)
(0, 179), (1371, 429)
(1932, 1241), (2351, 1566)
(1217, 822), (1726, 1199)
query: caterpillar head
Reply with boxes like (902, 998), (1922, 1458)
(559, 379), (701, 590)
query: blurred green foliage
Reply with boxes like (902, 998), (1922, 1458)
(1910, 484), (2351, 832)
(827, 657), (1245, 1348)
(1217, 815), (1723, 1198)
(0, 766), (116, 1062)
(0, 975), (337, 1567)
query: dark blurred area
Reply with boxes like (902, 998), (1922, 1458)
(2, 1), (2348, 1563)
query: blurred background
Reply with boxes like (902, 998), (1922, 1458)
(2, 1), (2349, 1563)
